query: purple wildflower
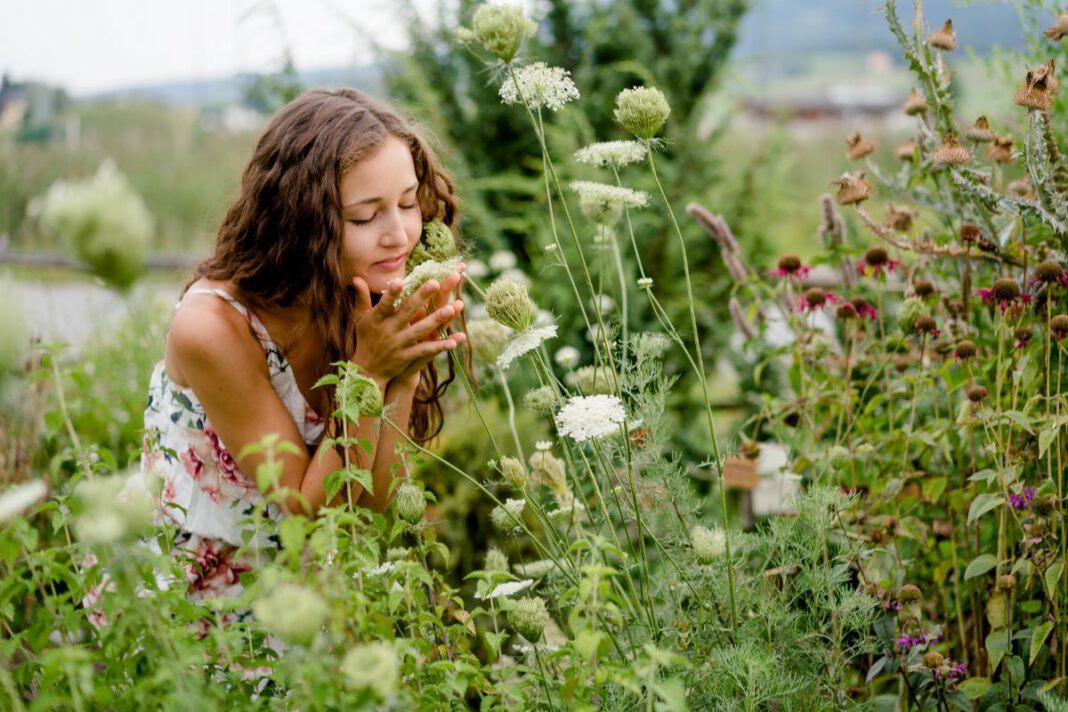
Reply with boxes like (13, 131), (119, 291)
(1008, 487), (1036, 510)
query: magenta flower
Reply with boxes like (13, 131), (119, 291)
(1008, 487), (1036, 510)
(770, 254), (809, 280)
(799, 287), (839, 312)
(977, 279), (1032, 314)
(856, 257), (902, 278)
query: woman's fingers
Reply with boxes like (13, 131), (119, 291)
(403, 334), (458, 364)
(352, 277), (374, 315)
(371, 279), (403, 320)
(401, 299), (465, 344)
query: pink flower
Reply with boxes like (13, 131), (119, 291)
(180, 447), (205, 480)
(799, 288), (839, 312)
(856, 258), (901, 278)
(186, 539), (251, 595)
(768, 265), (810, 279)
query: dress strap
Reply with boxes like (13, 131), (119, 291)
(179, 288), (275, 354)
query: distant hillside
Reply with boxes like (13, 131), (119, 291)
(735, 0), (1035, 58)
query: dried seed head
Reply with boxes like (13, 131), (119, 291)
(1014, 326), (1033, 347)
(1008, 177), (1034, 198)
(923, 651), (945, 669)
(955, 340), (978, 359)
(931, 132), (972, 167)
(966, 385), (989, 403)
(1051, 314), (1068, 336)
(499, 455), (529, 490)
(996, 574), (1018, 591)
(895, 139), (918, 161)
(914, 279), (936, 298)
(992, 278), (1020, 301)
(846, 131), (875, 160)
(897, 584), (923, 603)
(988, 135), (1015, 163)
(1045, 14), (1068, 41)
(803, 287), (826, 307)
(928, 20), (958, 51)
(886, 204), (916, 232)
(864, 246), (889, 267)
(1014, 59), (1059, 111)
(1035, 260), (1064, 283)
(778, 254), (802, 274)
(965, 116), (994, 143)
(903, 88), (928, 116)
(914, 315), (937, 335)
(831, 171), (872, 205)
(959, 223), (982, 244)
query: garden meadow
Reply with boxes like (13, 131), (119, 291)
(3, 1), (1068, 709)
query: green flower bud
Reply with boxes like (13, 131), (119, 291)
(468, 318), (512, 365)
(336, 363), (383, 419)
(395, 481), (426, 524)
(72, 474), (154, 545)
(484, 547), (510, 572)
(470, 3), (537, 63)
(252, 583), (328, 644)
(897, 297), (929, 335)
(690, 525), (726, 564)
(507, 595), (550, 641)
(499, 455), (529, 490)
(614, 86), (671, 140)
(523, 385), (559, 417)
(485, 278), (534, 332)
(340, 641), (399, 698)
(407, 219), (459, 271)
(828, 445), (850, 468)
(491, 498), (525, 532)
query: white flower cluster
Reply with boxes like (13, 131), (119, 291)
(570, 180), (649, 210)
(0, 480), (47, 524)
(252, 583), (328, 644)
(554, 394), (626, 442)
(497, 324), (558, 370)
(341, 641), (399, 698)
(499, 62), (580, 111)
(490, 498), (526, 532)
(73, 474), (154, 545)
(574, 140), (648, 168)
(396, 255), (461, 306)
(691, 525), (727, 564)
(476, 578), (534, 600)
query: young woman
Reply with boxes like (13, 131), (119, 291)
(138, 88), (468, 599)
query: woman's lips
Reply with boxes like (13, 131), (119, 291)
(373, 254), (406, 270)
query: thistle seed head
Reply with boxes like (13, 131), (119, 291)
(992, 278), (1020, 302)
(988, 135), (1014, 163)
(903, 88), (928, 116)
(966, 385), (989, 403)
(965, 116), (994, 143)
(931, 132), (971, 167)
(913, 279), (935, 298)
(846, 131), (875, 160)
(955, 340), (978, 360)
(831, 171), (872, 205)
(928, 20), (958, 51)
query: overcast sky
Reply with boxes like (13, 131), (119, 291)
(1, 0), (441, 95)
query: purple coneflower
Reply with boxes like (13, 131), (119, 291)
(769, 254), (809, 279)
(976, 278), (1032, 314)
(799, 287), (839, 312)
(857, 246), (901, 278)
(1008, 487), (1036, 510)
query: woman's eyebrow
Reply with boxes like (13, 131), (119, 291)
(343, 182), (419, 209)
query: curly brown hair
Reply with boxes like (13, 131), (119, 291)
(192, 88), (467, 442)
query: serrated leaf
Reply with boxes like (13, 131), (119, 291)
(1031, 622), (1054, 664)
(957, 677), (991, 700)
(965, 554), (997, 580)
(967, 493), (1004, 526)
(922, 476), (947, 503)
(1039, 425), (1060, 458)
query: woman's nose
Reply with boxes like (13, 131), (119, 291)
(379, 208), (408, 246)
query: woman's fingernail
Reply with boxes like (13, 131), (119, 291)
(440, 306), (453, 317)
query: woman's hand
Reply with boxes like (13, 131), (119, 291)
(350, 268), (466, 385)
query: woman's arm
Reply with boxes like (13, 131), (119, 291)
(357, 373), (419, 512)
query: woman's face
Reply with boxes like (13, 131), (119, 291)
(339, 135), (423, 294)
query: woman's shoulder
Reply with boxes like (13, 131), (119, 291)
(165, 279), (267, 386)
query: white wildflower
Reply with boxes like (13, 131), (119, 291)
(570, 180), (649, 210)
(466, 259), (489, 279)
(544, 243), (558, 253)
(499, 62), (580, 111)
(554, 345), (580, 368)
(593, 294), (615, 314)
(497, 325), (558, 369)
(554, 394), (626, 442)
(0, 480), (48, 524)
(637, 277), (653, 288)
(72, 474), (153, 545)
(490, 498), (526, 532)
(575, 140), (649, 168)
(535, 441), (552, 451)
(252, 583), (328, 644)
(691, 525), (727, 564)
(513, 559), (556, 578)
(489, 250), (518, 272)
(476, 578), (535, 600)
(366, 561), (397, 577)
(397, 256), (461, 305)
(341, 641), (399, 698)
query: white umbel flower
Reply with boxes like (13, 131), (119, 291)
(476, 578), (535, 600)
(554, 394), (626, 442)
(570, 181), (649, 209)
(497, 324), (558, 369)
(397, 256), (461, 305)
(554, 345), (580, 368)
(500, 62), (580, 111)
(574, 140), (648, 168)
(0, 480), (48, 524)
(489, 250), (518, 272)
(691, 525), (727, 563)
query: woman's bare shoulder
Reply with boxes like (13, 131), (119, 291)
(165, 279), (266, 387)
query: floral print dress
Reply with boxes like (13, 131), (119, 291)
(138, 287), (325, 602)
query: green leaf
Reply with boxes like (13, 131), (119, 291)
(922, 476), (947, 503)
(279, 516), (306, 558)
(1045, 561), (1063, 597)
(965, 554), (997, 581)
(1039, 425), (1060, 458)
(957, 677), (991, 700)
(986, 631), (1008, 673)
(1030, 622), (1054, 664)
(967, 493), (1004, 526)
(574, 629), (606, 662)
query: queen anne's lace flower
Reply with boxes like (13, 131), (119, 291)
(252, 583), (328, 644)
(397, 256), (461, 305)
(508, 596), (550, 640)
(476, 578), (534, 600)
(491, 498), (526, 531)
(691, 525), (727, 563)
(341, 642), (399, 698)
(0, 480), (47, 524)
(497, 325), (558, 369)
(570, 180), (649, 210)
(575, 140), (648, 168)
(554, 394), (626, 442)
(499, 63), (580, 111)
(395, 481), (427, 524)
